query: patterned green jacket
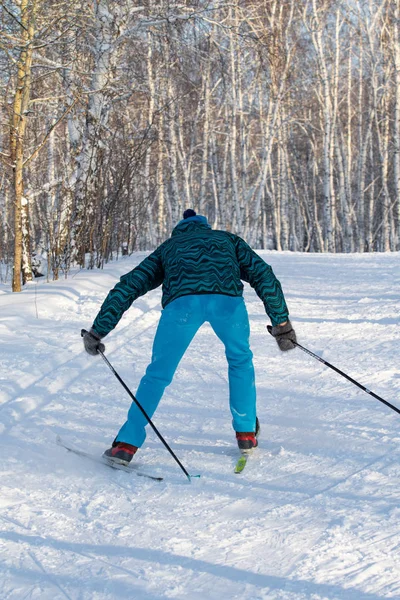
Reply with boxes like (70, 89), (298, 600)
(92, 218), (289, 337)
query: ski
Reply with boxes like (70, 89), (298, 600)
(56, 436), (163, 481)
(235, 418), (260, 474)
(234, 451), (251, 474)
(234, 443), (282, 474)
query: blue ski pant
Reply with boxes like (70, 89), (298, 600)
(116, 294), (257, 447)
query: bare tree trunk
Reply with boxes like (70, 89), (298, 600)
(357, 109), (373, 252)
(337, 125), (355, 252)
(279, 111), (289, 249)
(268, 157), (281, 251)
(166, 79), (180, 224)
(72, 0), (117, 266)
(309, 0), (335, 251)
(210, 134), (221, 229)
(367, 139), (375, 251)
(228, 6), (242, 234)
(198, 56), (212, 215)
(144, 29), (156, 247)
(393, 0), (400, 249)
(176, 109), (192, 209)
(157, 108), (166, 242)
(356, 34), (365, 252)
(372, 83), (391, 251)
(347, 37), (353, 221)
(11, 0), (35, 291)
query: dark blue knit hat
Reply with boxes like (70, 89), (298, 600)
(183, 209), (196, 219)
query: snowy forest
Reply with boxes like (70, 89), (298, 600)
(1, 0), (400, 291)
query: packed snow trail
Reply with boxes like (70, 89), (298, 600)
(0, 251), (399, 600)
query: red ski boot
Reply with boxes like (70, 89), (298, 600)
(236, 417), (260, 451)
(103, 440), (138, 465)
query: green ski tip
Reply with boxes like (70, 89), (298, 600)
(234, 455), (248, 473)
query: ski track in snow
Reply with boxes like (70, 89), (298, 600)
(0, 251), (399, 600)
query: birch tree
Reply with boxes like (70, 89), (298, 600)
(2, 0), (400, 285)
(9, 0), (36, 291)
(391, 0), (400, 248)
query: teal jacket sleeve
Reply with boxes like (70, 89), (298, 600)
(92, 248), (164, 337)
(235, 236), (289, 326)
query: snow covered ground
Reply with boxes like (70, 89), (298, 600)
(1, 251), (399, 600)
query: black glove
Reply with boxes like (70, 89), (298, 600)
(81, 328), (105, 356)
(267, 320), (297, 351)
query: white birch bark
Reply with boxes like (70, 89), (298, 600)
(236, 34), (249, 238)
(45, 109), (56, 279)
(157, 109), (166, 242)
(268, 157), (281, 251)
(393, 0), (400, 248)
(166, 78), (180, 224)
(198, 57), (212, 215)
(72, 0), (117, 265)
(305, 128), (324, 252)
(347, 37), (353, 220)
(176, 110), (192, 209)
(307, 0), (335, 251)
(209, 132), (225, 229)
(279, 110), (289, 250)
(357, 107), (373, 252)
(367, 140), (375, 251)
(249, 0), (295, 246)
(144, 29), (156, 247)
(11, 0), (35, 291)
(335, 125), (352, 252)
(369, 50), (391, 251)
(228, 6), (242, 235)
(356, 30), (366, 252)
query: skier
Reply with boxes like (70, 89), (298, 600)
(83, 209), (297, 465)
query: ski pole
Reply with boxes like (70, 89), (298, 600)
(82, 331), (196, 481)
(293, 341), (400, 416)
